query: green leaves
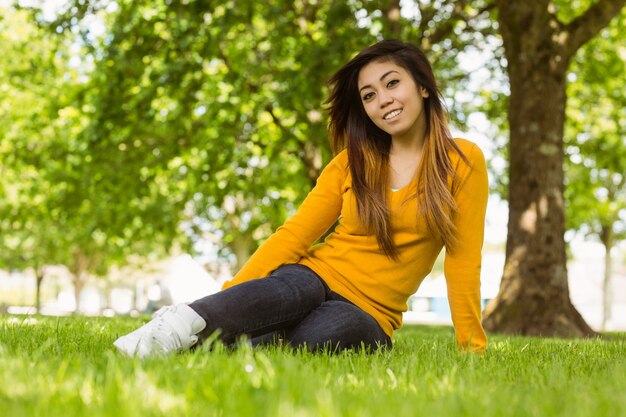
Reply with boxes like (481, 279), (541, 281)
(1, 0), (510, 279)
(565, 8), (626, 244)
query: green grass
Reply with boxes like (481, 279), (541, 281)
(0, 315), (624, 417)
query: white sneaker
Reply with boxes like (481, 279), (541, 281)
(113, 304), (207, 358)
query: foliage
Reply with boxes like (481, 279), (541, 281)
(564, 8), (626, 245)
(0, 5), (171, 309)
(2, 0), (501, 274)
(0, 7), (76, 272)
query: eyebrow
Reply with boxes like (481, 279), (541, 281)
(358, 70), (400, 93)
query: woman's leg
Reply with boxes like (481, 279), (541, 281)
(113, 264), (327, 357)
(285, 299), (391, 352)
(113, 263), (390, 356)
(189, 264), (326, 345)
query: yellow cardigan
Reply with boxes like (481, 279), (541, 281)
(223, 138), (488, 351)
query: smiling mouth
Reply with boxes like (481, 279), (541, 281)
(383, 109), (403, 120)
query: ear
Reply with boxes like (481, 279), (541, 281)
(420, 88), (429, 98)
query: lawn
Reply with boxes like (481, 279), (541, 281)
(0, 315), (624, 417)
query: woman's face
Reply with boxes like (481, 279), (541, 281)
(357, 59), (428, 142)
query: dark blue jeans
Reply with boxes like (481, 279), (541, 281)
(189, 264), (391, 352)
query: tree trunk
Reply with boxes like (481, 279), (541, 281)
(74, 271), (85, 313)
(35, 266), (45, 314)
(70, 249), (88, 313)
(381, 0), (402, 39)
(482, 0), (626, 337)
(230, 233), (254, 273)
(600, 225), (613, 330)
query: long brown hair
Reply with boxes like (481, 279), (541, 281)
(326, 40), (468, 260)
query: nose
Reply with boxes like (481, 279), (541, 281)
(378, 91), (393, 107)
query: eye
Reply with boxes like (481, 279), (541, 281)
(387, 79), (399, 88)
(362, 92), (375, 101)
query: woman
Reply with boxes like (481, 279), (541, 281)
(114, 39), (488, 357)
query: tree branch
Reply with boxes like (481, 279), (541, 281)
(563, 0), (626, 58)
(265, 105), (320, 184)
(428, 0), (466, 45)
(419, 0), (496, 50)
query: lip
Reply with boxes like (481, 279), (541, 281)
(383, 108), (403, 121)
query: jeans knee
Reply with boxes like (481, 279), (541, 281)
(286, 300), (390, 352)
(269, 264), (326, 305)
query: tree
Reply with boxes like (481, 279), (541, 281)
(0, 4), (176, 311)
(34, 0), (495, 271)
(0, 6), (79, 311)
(483, 0), (626, 336)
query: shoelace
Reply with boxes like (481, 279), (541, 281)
(150, 317), (185, 352)
(141, 306), (201, 354)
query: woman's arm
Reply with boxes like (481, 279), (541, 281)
(222, 151), (348, 289)
(443, 142), (489, 352)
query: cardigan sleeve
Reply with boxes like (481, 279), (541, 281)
(443, 142), (489, 352)
(222, 151), (347, 289)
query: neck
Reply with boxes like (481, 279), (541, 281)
(390, 115), (427, 155)
(390, 130), (426, 156)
